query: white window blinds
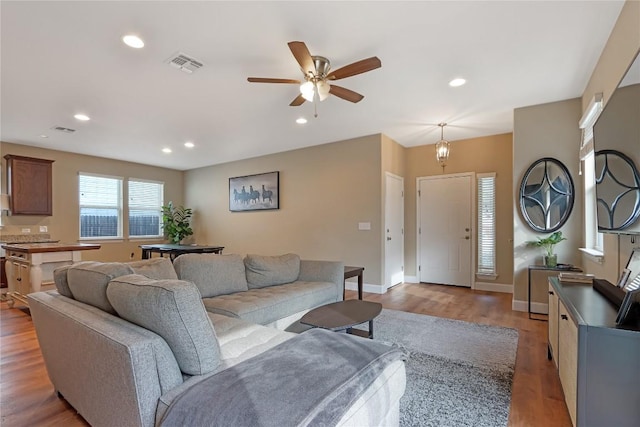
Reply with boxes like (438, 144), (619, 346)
(128, 179), (164, 237)
(477, 173), (496, 276)
(79, 173), (123, 238)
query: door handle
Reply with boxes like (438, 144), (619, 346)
(387, 237), (392, 241)
(464, 236), (469, 240)
(561, 314), (568, 320)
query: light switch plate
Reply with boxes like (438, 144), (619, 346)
(21, 228), (31, 233)
(358, 222), (371, 231)
(39, 226), (48, 232)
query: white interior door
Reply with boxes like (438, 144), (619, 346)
(418, 174), (472, 287)
(385, 173), (404, 289)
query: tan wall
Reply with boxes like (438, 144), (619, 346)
(0, 141), (184, 262)
(580, 0), (640, 282)
(513, 99), (583, 306)
(404, 133), (514, 286)
(184, 134), (387, 286)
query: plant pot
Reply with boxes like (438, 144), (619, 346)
(544, 254), (558, 268)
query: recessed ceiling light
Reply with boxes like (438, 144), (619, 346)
(74, 113), (90, 121)
(449, 78), (466, 87)
(184, 141), (195, 148)
(162, 148), (172, 154)
(39, 134), (48, 138)
(296, 117), (308, 124)
(122, 34), (144, 49)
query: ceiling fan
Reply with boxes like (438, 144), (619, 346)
(247, 41), (382, 110)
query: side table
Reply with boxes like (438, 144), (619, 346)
(528, 264), (582, 320)
(344, 266), (364, 300)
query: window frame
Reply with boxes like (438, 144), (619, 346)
(78, 172), (124, 240)
(127, 178), (164, 239)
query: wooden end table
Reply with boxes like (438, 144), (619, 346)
(344, 266), (364, 300)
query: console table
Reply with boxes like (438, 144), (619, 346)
(140, 244), (224, 261)
(528, 264), (582, 320)
(547, 277), (640, 427)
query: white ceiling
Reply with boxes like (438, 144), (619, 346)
(0, 1), (625, 171)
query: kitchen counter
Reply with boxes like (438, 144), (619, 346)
(3, 242), (101, 307)
(1, 242), (100, 253)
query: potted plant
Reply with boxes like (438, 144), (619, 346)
(161, 201), (193, 244)
(526, 231), (566, 267)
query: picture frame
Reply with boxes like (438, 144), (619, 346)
(617, 268), (632, 288)
(229, 171), (279, 212)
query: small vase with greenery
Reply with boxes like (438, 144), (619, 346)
(526, 231), (566, 267)
(161, 202), (193, 244)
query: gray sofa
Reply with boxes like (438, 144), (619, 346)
(28, 254), (406, 427)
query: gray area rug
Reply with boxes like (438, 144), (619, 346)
(366, 309), (518, 427)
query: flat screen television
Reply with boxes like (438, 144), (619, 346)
(592, 52), (640, 234)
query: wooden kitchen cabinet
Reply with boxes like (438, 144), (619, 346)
(4, 154), (54, 215)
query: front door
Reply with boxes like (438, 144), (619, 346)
(418, 174), (473, 287)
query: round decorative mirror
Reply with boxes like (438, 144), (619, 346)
(595, 150), (640, 231)
(519, 157), (574, 232)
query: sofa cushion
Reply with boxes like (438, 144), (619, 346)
(53, 264), (74, 298)
(106, 274), (221, 376)
(66, 262), (134, 314)
(173, 253), (248, 298)
(244, 253), (300, 289)
(202, 280), (338, 325)
(128, 257), (178, 280)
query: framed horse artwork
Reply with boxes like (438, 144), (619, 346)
(229, 171), (279, 212)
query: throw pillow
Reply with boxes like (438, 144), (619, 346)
(66, 262), (134, 314)
(173, 253), (249, 298)
(128, 257), (178, 280)
(106, 274), (221, 375)
(244, 253), (300, 289)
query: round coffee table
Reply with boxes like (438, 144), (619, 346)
(300, 300), (382, 339)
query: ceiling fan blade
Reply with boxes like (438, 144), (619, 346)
(247, 77), (301, 84)
(327, 57), (381, 80)
(289, 94), (306, 106)
(329, 85), (365, 103)
(288, 41), (316, 76)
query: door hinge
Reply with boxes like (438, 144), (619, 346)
(401, 266), (404, 271)
(418, 190), (421, 197)
(402, 228), (404, 235)
(418, 265), (421, 271)
(401, 191), (404, 197)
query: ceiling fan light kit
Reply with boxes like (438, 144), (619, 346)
(247, 41), (381, 113)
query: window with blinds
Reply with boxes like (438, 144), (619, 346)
(477, 173), (496, 277)
(79, 173), (123, 238)
(128, 179), (163, 237)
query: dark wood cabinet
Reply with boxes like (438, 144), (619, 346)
(4, 155), (54, 216)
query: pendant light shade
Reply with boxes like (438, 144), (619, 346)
(435, 122), (450, 169)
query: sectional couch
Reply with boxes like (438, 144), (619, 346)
(27, 254), (407, 427)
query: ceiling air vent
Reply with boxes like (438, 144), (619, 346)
(166, 52), (204, 74)
(51, 126), (76, 133)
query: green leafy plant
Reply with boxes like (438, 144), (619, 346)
(161, 202), (193, 244)
(526, 231), (566, 257)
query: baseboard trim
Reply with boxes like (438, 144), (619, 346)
(512, 299), (549, 314)
(403, 275), (418, 283)
(474, 282), (513, 294)
(345, 281), (385, 295)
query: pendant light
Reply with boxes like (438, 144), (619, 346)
(435, 122), (450, 171)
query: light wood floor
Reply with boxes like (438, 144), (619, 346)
(0, 283), (571, 427)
